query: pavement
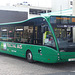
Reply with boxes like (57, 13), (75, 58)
(0, 53), (75, 75)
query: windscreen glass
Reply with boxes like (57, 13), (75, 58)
(50, 16), (75, 52)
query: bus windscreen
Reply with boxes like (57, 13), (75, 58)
(50, 16), (75, 52)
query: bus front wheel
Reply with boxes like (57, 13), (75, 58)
(26, 51), (33, 63)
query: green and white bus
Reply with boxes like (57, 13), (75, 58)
(0, 15), (75, 63)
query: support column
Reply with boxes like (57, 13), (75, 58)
(73, 0), (75, 42)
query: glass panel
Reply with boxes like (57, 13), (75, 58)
(43, 26), (56, 48)
(50, 16), (75, 52)
(14, 26), (33, 44)
(8, 27), (14, 42)
(28, 17), (56, 47)
(1, 27), (8, 41)
(53, 27), (75, 52)
(0, 26), (14, 42)
(0, 27), (1, 41)
(14, 26), (24, 43)
(36, 26), (42, 45)
(23, 26), (33, 44)
(33, 26), (42, 45)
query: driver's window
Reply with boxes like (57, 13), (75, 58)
(43, 26), (55, 48)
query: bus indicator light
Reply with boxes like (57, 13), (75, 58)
(58, 53), (59, 55)
(40, 54), (42, 55)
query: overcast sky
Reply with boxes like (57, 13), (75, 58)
(0, 0), (51, 7)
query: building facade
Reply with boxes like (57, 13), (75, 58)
(0, 6), (28, 23)
(51, 0), (73, 12)
(0, 5), (51, 23)
(14, 4), (51, 19)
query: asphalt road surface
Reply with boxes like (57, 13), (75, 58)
(0, 53), (75, 75)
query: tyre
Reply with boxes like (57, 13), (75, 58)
(26, 51), (33, 63)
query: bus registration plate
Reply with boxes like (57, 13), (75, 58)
(68, 58), (75, 61)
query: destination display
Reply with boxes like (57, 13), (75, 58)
(50, 16), (75, 25)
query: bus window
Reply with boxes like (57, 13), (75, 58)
(43, 26), (55, 48)
(29, 17), (56, 47)
(53, 27), (74, 52)
(23, 17), (46, 45)
(33, 26), (42, 45)
(0, 27), (1, 41)
(50, 16), (75, 52)
(14, 26), (24, 43)
(8, 27), (14, 42)
(23, 26), (33, 44)
(1, 27), (8, 41)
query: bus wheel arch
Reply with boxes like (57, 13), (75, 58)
(26, 50), (34, 63)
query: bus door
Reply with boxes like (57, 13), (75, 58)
(33, 26), (42, 45)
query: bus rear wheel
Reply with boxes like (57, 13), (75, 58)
(26, 51), (33, 63)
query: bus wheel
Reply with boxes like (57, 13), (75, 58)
(26, 51), (33, 63)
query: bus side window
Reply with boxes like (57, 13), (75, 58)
(43, 27), (55, 48)
(1, 27), (8, 41)
(23, 26), (33, 44)
(14, 26), (23, 43)
(8, 27), (14, 42)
